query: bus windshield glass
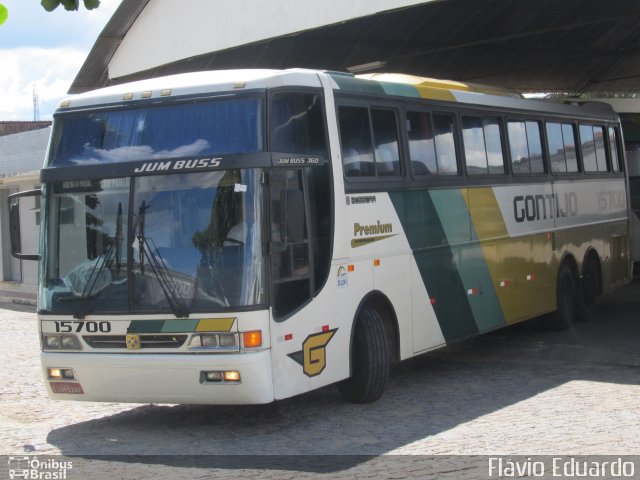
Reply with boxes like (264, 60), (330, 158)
(48, 96), (263, 167)
(42, 169), (265, 315)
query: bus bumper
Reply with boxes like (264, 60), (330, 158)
(41, 350), (274, 405)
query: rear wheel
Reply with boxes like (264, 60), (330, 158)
(337, 306), (390, 403)
(543, 263), (577, 331)
(576, 255), (600, 322)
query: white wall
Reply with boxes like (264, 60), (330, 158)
(109, 0), (435, 79)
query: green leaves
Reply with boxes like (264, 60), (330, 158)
(40, 0), (100, 11)
(0, 4), (8, 27)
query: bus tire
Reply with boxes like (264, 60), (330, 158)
(576, 255), (599, 322)
(337, 306), (390, 403)
(544, 263), (577, 331)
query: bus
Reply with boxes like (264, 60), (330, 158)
(10, 69), (631, 405)
(566, 98), (640, 273)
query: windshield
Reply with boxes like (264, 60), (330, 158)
(42, 169), (265, 315)
(48, 97), (262, 167)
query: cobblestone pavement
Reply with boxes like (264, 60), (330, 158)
(1, 281), (639, 479)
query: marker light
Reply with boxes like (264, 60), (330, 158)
(223, 371), (241, 382)
(242, 331), (262, 348)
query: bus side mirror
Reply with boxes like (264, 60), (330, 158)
(8, 189), (42, 261)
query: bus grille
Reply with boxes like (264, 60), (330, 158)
(83, 335), (188, 349)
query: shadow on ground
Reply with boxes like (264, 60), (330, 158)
(45, 280), (640, 473)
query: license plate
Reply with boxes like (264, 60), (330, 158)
(50, 382), (84, 394)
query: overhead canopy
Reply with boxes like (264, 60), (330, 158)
(70, 0), (640, 94)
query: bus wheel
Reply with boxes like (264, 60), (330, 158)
(337, 306), (390, 403)
(576, 255), (599, 322)
(544, 264), (577, 330)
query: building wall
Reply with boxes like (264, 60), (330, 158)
(0, 126), (49, 292)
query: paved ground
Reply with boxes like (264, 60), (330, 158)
(1, 280), (639, 479)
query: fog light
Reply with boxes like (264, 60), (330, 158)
(223, 371), (241, 382)
(61, 368), (76, 380)
(242, 330), (262, 348)
(203, 371), (223, 382)
(48, 368), (63, 380)
(201, 370), (241, 383)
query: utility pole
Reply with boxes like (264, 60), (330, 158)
(33, 85), (40, 122)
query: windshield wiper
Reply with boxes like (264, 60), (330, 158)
(137, 201), (189, 318)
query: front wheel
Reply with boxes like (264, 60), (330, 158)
(337, 306), (390, 403)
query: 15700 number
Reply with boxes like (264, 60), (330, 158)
(54, 321), (111, 333)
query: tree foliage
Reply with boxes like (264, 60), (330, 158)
(41, 0), (100, 12)
(0, 3), (8, 26)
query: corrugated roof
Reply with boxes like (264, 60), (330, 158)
(0, 121), (51, 137)
(0, 127), (51, 177)
(70, 0), (640, 95)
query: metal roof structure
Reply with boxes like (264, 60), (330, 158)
(70, 0), (640, 95)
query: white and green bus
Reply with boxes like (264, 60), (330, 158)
(11, 69), (631, 404)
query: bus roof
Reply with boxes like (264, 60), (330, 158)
(56, 68), (620, 122)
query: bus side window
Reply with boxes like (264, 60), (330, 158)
(580, 125), (598, 172)
(407, 111), (437, 175)
(593, 126), (608, 172)
(509, 120), (544, 175)
(563, 123), (579, 172)
(547, 122), (578, 173)
(270, 92), (328, 156)
(433, 113), (459, 175)
(371, 109), (402, 176)
(608, 127), (621, 172)
(463, 115), (505, 175)
(338, 106), (375, 177)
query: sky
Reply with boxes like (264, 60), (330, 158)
(0, 0), (122, 121)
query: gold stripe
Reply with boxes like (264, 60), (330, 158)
(415, 85), (457, 102)
(196, 318), (236, 332)
(465, 187), (509, 241)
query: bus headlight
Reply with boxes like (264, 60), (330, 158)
(189, 333), (239, 351)
(43, 334), (82, 351)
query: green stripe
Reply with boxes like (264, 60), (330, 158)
(161, 319), (199, 333)
(389, 189), (478, 342)
(431, 190), (505, 331)
(330, 75), (388, 96)
(378, 82), (421, 98)
(127, 320), (166, 334)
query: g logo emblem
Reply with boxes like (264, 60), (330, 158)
(126, 334), (141, 350)
(288, 329), (337, 377)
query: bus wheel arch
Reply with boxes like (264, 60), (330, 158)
(337, 291), (398, 403)
(577, 249), (602, 322)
